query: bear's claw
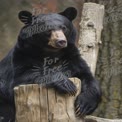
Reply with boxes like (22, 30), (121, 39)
(74, 88), (101, 117)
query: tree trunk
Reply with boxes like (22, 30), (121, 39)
(84, 0), (122, 119)
(78, 2), (104, 75)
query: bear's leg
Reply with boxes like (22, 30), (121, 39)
(74, 80), (101, 117)
(65, 45), (102, 117)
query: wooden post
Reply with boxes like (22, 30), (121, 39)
(78, 2), (104, 75)
(14, 78), (83, 122)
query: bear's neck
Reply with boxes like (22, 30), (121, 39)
(15, 43), (66, 60)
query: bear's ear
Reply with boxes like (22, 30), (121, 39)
(59, 7), (77, 21)
(18, 11), (32, 25)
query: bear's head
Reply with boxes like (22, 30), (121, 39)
(18, 7), (77, 52)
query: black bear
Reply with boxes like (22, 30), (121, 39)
(0, 7), (101, 122)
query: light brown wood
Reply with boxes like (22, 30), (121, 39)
(14, 78), (84, 122)
(78, 2), (104, 75)
(14, 84), (41, 122)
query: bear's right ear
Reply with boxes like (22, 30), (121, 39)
(59, 7), (77, 21)
(18, 11), (32, 25)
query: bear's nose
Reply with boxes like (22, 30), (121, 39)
(56, 40), (67, 48)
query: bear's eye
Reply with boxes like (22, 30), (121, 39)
(61, 25), (67, 32)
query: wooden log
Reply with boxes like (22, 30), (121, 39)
(14, 78), (84, 122)
(78, 2), (104, 75)
(14, 84), (41, 122)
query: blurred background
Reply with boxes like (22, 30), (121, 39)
(0, 0), (122, 119)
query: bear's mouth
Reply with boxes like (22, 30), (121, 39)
(48, 40), (67, 49)
(55, 40), (67, 48)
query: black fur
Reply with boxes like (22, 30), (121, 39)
(0, 7), (101, 122)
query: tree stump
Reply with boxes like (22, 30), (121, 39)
(14, 78), (83, 122)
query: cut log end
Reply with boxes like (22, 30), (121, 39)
(14, 78), (85, 122)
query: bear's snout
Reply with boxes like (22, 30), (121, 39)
(48, 30), (67, 49)
(56, 40), (67, 48)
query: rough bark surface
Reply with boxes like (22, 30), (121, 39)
(14, 78), (83, 122)
(83, 0), (122, 119)
(78, 3), (104, 75)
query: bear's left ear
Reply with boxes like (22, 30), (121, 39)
(18, 11), (32, 25)
(59, 7), (77, 21)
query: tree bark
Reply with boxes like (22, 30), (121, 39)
(78, 2), (104, 74)
(83, 0), (122, 119)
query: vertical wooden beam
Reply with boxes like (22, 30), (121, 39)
(78, 2), (104, 75)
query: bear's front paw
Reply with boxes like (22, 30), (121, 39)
(74, 88), (101, 117)
(53, 79), (77, 96)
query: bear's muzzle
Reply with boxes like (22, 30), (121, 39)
(48, 30), (67, 48)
